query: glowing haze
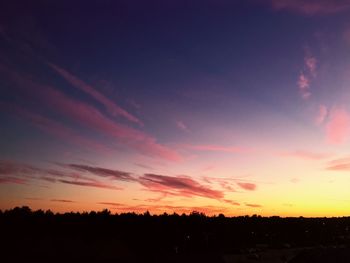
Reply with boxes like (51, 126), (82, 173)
(1, 0), (350, 217)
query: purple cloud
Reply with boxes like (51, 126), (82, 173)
(139, 173), (224, 199)
(63, 164), (136, 182)
(267, 0), (350, 15)
(47, 62), (142, 125)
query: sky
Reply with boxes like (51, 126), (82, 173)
(1, 0), (350, 217)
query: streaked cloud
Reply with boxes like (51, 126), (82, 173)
(326, 157), (350, 171)
(139, 173), (224, 199)
(176, 120), (190, 133)
(0, 177), (27, 184)
(0, 64), (182, 161)
(245, 203), (262, 208)
(50, 199), (75, 203)
(0, 160), (123, 190)
(186, 144), (251, 153)
(47, 62), (142, 126)
(63, 164), (136, 182)
(267, 0), (350, 15)
(223, 199), (240, 206)
(1, 103), (112, 153)
(97, 202), (124, 207)
(280, 150), (331, 160)
(57, 179), (122, 190)
(316, 105), (328, 125)
(237, 182), (257, 191)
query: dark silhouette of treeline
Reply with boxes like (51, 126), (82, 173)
(2, 206), (350, 262)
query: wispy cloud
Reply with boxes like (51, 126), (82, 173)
(305, 54), (317, 77)
(326, 157), (350, 171)
(58, 179), (122, 190)
(50, 199), (75, 203)
(1, 103), (112, 154)
(0, 177), (27, 184)
(325, 107), (350, 144)
(316, 104), (328, 125)
(219, 181), (236, 191)
(280, 150), (331, 160)
(298, 73), (311, 99)
(25, 197), (43, 201)
(62, 164), (136, 182)
(139, 173), (224, 199)
(0, 64), (182, 161)
(176, 120), (190, 133)
(186, 144), (251, 153)
(237, 182), (256, 191)
(290, 178), (300, 183)
(97, 202), (124, 207)
(47, 62), (142, 126)
(267, 0), (350, 15)
(223, 199), (240, 206)
(245, 203), (262, 208)
(297, 49), (318, 100)
(202, 176), (263, 192)
(0, 160), (123, 190)
(134, 163), (155, 170)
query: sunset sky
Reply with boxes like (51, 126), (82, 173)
(1, 0), (350, 216)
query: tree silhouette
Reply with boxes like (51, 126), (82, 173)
(1, 206), (350, 262)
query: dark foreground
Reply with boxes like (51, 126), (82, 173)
(2, 207), (350, 263)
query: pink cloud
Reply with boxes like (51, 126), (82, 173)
(316, 104), (328, 125)
(296, 49), (318, 100)
(326, 163), (350, 171)
(1, 66), (182, 161)
(298, 73), (311, 99)
(305, 55), (317, 77)
(1, 103), (112, 154)
(219, 181), (236, 191)
(0, 177), (27, 184)
(47, 62), (142, 125)
(41, 87), (181, 161)
(280, 150), (330, 160)
(139, 173), (224, 199)
(203, 176), (261, 192)
(186, 144), (250, 153)
(58, 179), (122, 190)
(325, 107), (350, 144)
(268, 0), (350, 15)
(326, 157), (350, 171)
(237, 182), (256, 191)
(176, 120), (190, 132)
